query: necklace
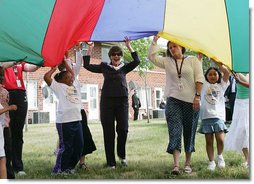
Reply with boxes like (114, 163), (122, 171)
(173, 56), (185, 79)
(173, 56), (185, 90)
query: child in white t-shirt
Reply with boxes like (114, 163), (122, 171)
(44, 62), (83, 175)
(198, 63), (229, 171)
(54, 46), (96, 170)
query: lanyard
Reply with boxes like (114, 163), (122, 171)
(13, 65), (19, 79)
(173, 57), (185, 79)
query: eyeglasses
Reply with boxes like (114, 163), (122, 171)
(111, 53), (122, 57)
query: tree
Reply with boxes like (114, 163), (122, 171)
(185, 49), (212, 72)
(122, 37), (154, 74)
(122, 38), (154, 123)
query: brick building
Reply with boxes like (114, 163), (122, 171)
(24, 42), (166, 123)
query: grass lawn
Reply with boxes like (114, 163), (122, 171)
(18, 119), (249, 180)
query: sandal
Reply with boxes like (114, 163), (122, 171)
(184, 165), (192, 174)
(171, 165), (180, 175)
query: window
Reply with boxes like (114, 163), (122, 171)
(101, 47), (111, 63)
(89, 86), (97, 109)
(80, 84), (88, 101)
(138, 87), (151, 108)
(154, 88), (164, 109)
(48, 88), (54, 103)
(42, 86), (54, 103)
(24, 80), (38, 109)
(80, 43), (88, 56)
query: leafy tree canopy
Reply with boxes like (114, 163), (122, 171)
(122, 38), (154, 77)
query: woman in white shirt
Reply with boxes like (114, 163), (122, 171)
(148, 36), (204, 175)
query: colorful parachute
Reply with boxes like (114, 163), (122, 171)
(0, 0), (249, 72)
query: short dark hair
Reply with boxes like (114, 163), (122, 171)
(204, 67), (222, 83)
(58, 61), (66, 71)
(54, 71), (68, 82)
(166, 41), (186, 57)
(108, 46), (123, 58)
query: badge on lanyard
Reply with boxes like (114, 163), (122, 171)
(13, 65), (21, 87)
(174, 57), (185, 91)
(16, 80), (21, 87)
(178, 79), (184, 91)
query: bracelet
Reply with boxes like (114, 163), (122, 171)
(235, 77), (240, 83)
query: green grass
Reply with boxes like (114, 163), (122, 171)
(18, 119), (249, 180)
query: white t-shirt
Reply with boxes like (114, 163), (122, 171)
(200, 80), (229, 121)
(65, 50), (83, 110)
(50, 79), (82, 123)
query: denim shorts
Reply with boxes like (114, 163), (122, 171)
(198, 118), (228, 134)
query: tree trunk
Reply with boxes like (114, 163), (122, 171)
(144, 72), (150, 123)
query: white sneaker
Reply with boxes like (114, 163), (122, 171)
(216, 155), (225, 168)
(119, 158), (128, 167)
(119, 157), (128, 167)
(242, 162), (249, 168)
(61, 169), (75, 175)
(17, 171), (26, 176)
(107, 165), (116, 170)
(207, 161), (216, 171)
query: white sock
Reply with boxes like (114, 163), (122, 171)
(217, 154), (223, 159)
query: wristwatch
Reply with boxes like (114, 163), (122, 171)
(195, 92), (201, 97)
